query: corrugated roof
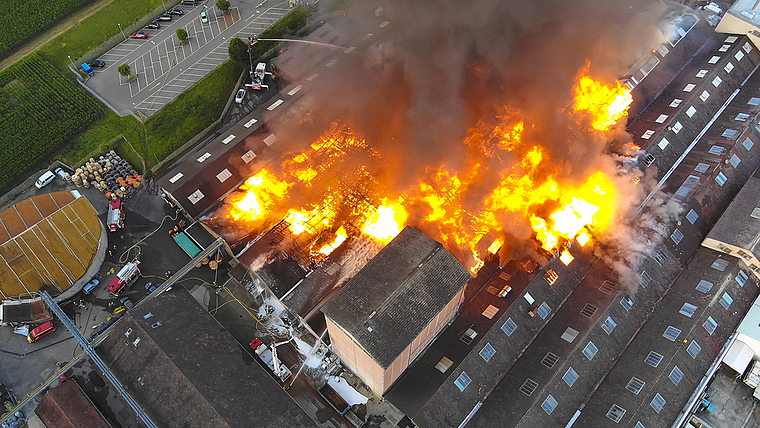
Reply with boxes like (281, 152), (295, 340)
(706, 167), (760, 252)
(322, 226), (470, 368)
(34, 380), (111, 428)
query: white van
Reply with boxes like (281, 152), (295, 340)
(35, 171), (55, 189)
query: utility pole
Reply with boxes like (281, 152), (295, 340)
(117, 23), (127, 41)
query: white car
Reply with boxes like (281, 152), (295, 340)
(235, 88), (246, 104)
(35, 171), (55, 189)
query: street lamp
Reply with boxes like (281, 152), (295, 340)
(117, 23), (127, 41)
(67, 55), (75, 70)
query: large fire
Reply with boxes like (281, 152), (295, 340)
(222, 74), (631, 272)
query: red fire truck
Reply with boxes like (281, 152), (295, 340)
(107, 199), (125, 232)
(108, 260), (140, 295)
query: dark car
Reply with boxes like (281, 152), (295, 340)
(145, 282), (157, 293)
(82, 278), (100, 295)
(145, 21), (161, 29)
(119, 296), (134, 310)
(169, 8), (184, 15)
(157, 14), (173, 21)
(87, 60), (105, 68)
(131, 32), (149, 39)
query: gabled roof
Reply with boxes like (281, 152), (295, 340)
(34, 380), (111, 428)
(705, 167), (760, 253)
(322, 226), (470, 368)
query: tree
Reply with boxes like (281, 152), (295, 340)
(216, 0), (230, 14)
(117, 64), (132, 78)
(176, 28), (189, 44)
(228, 37), (249, 68)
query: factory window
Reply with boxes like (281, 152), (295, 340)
(215, 169), (232, 183)
(606, 404), (626, 423)
(196, 152), (211, 163)
(663, 326), (681, 341)
(621, 295), (635, 311)
(657, 44), (669, 57)
(601, 317), (617, 335)
(563, 368), (579, 387)
(241, 150), (256, 163)
(696, 69), (708, 78)
(672, 121), (683, 133)
(719, 44), (730, 52)
(654, 251), (666, 265)
(642, 130), (655, 139)
(752, 209), (760, 220)
(704, 316), (718, 335)
(168, 172), (183, 183)
(736, 113), (750, 122)
(640, 271), (652, 288)
(581, 303), (598, 318)
(644, 154), (656, 167)
(656, 114), (669, 123)
(454, 372), (471, 391)
(670, 98), (683, 108)
(541, 395), (558, 415)
(739, 249), (753, 260)
(651, 393), (666, 413)
(636, 423), (646, 428)
(695, 163), (710, 173)
(744, 41), (753, 53)
(599, 280), (617, 293)
(708, 145), (725, 155)
(482, 305), (498, 319)
(671, 229), (684, 244)
(699, 90), (710, 102)
(501, 318), (517, 336)
(561, 327), (579, 343)
(686, 106), (697, 117)
(658, 138), (669, 150)
(519, 378), (539, 396)
(435, 357), (453, 373)
(537, 302), (551, 319)
(545, 269), (558, 285)
(737, 270), (749, 286)
(730, 154), (742, 168)
(645, 351), (664, 368)
(711, 258), (729, 271)
(712, 76), (722, 87)
(696, 280), (714, 293)
(749, 97), (760, 106)
(725, 62), (734, 73)
(687, 341), (702, 358)
(670, 366), (684, 385)
(686, 209), (699, 224)
(524, 292), (535, 305)
(743, 137), (755, 150)
(716, 172), (728, 186)
(720, 292), (734, 309)
(708, 56), (720, 64)
(683, 83), (696, 92)
(722, 129), (739, 139)
(674, 175), (700, 201)
(725, 35), (738, 43)
(187, 190), (205, 205)
(626, 377), (646, 394)
(583, 341), (598, 360)
(736, 50), (745, 61)
(479, 343), (496, 362)
(680, 303), (697, 317)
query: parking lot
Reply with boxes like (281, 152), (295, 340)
(84, 0), (293, 117)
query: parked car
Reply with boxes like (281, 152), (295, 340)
(169, 8), (184, 15)
(113, 305), (126, 315)
(119, 296), (134, 310)
(157, 14), (173, 21)
(87, 60), (105, 68)
(131, 32), (149, 39)
(35, 171), (55, 189)
(145, 282), (157, 293)
(235, 88), (246, 103)
(145, 21), (161, 29)
(82, 278), (100, 295)
(200, 11), (208, 23)
(54, 167), (66, 179)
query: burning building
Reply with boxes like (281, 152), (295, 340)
(321, 226), (471, 395)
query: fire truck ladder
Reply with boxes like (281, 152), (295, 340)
(39, 291), (158, 428)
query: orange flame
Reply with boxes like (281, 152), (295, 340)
(362, 200), (409, 244)
(319, 226), (347, 255)
(574, 76), (633, 131)
(559, 249), (574, 266)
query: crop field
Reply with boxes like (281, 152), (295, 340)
(0, 53), (103, 191)
(0, 0), (96, 59)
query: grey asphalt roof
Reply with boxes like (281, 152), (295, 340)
(96, 287), (316, 428)
(706, 167), (760, 252)
(321, 226), (471, 369)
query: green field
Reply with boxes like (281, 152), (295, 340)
(0, 0), (97, 59)
(0, 53), (104, 191)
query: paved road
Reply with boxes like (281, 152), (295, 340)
(84, 0), (294, 117)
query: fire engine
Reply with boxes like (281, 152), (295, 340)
(107, 198), (125, 232)
(108, 260), (140, 295)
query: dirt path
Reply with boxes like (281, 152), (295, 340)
(0, 0), (118, 72)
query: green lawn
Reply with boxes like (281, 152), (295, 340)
(37, 0), (166, 72)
